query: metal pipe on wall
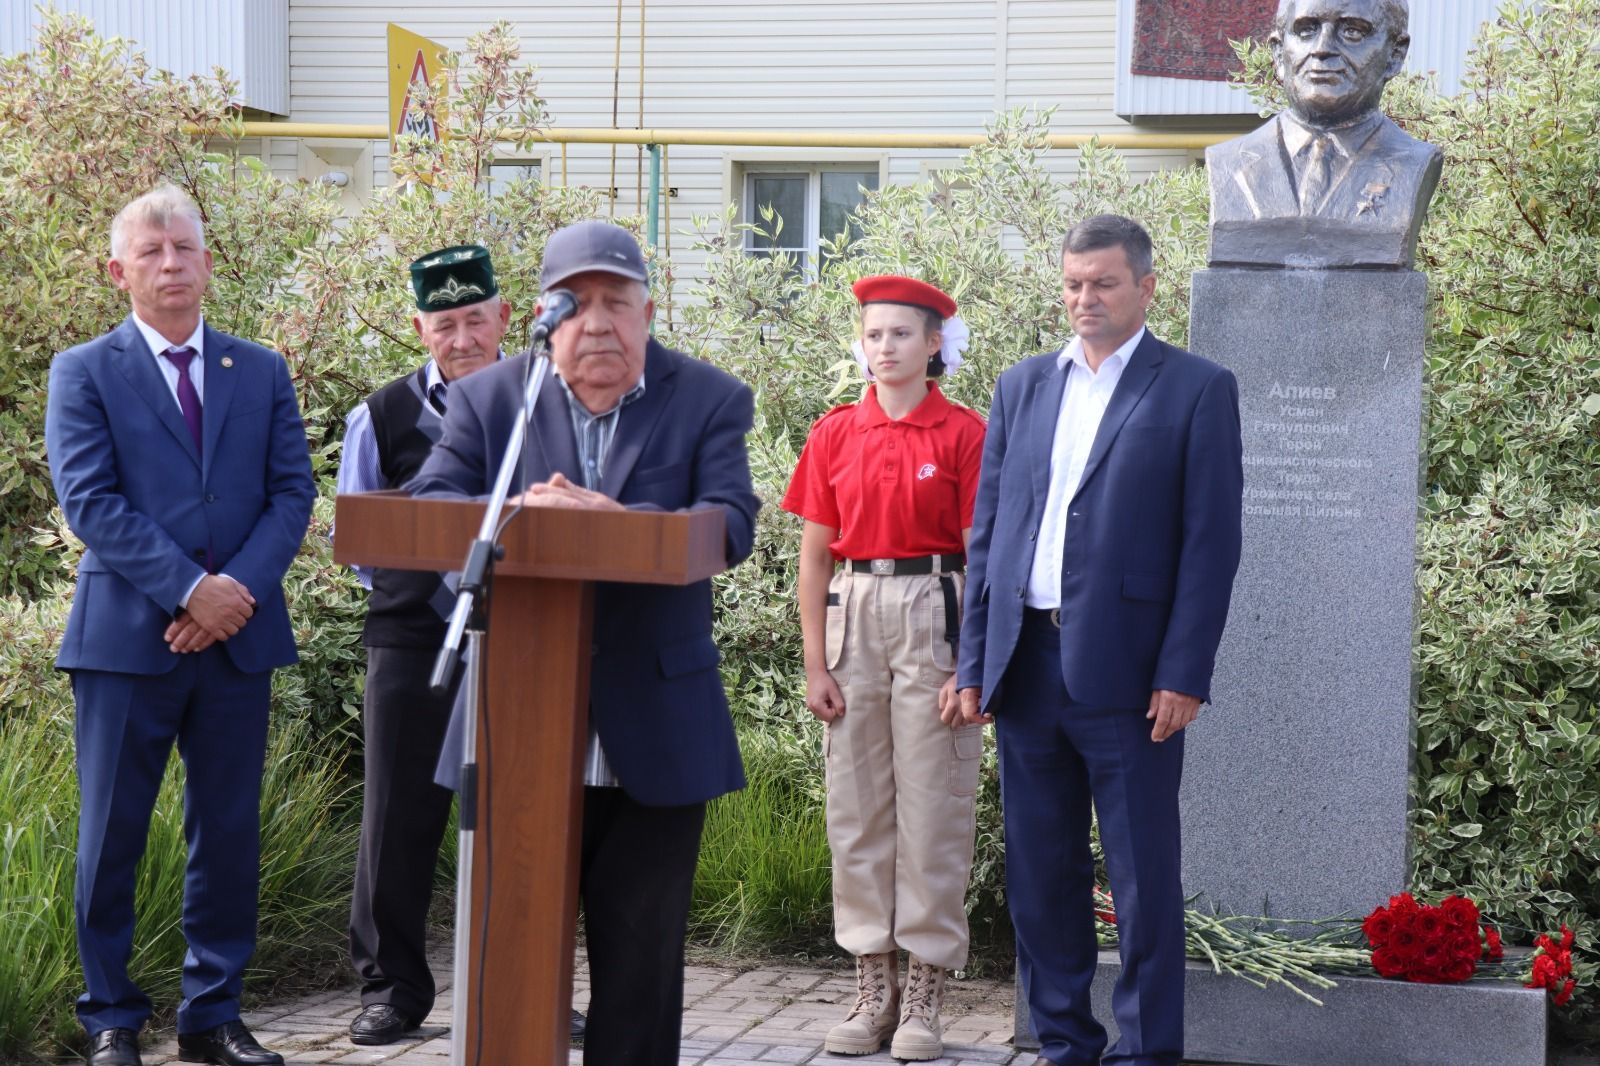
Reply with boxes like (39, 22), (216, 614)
(218, 122), (1232, 151)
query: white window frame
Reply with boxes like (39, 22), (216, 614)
(726, 153), (889, 277)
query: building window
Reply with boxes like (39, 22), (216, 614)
(743, 166), (880, 275)
(486, 158), (542, 197)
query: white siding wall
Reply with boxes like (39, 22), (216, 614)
(280, 1), (1199, 286)
(0, 0), (289, 114)
(243, 0), (291, 115)
(6, 1), (1501, 289)
(1004, 0), (1196, 186)
(274, 0), (1499, 289)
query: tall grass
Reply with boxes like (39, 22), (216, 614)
(691, 730), (834, 956)
(689, 719), (1016, 973)
(0, 700), (359, 1062)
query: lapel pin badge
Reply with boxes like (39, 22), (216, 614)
(221, 356), (234, 368)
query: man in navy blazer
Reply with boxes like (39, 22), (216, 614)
(955, 216), (1242, 1066)
(44, 186), (314, 1066)
(408, 220), (759, 1065)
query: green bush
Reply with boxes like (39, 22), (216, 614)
(0, 15), (565, 1060)
(0, 10), (341, 600)
(1401, 1), (1600, 1028)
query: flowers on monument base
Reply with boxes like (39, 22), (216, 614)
(1363, 893), (1583, 1006)
(1526, 925), (1577, 1007)
(1362, 892), (1498, 984)
(1080, 881), (1582, 1008)
(1093, 884), (1117, 926)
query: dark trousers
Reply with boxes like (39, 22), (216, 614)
(997, 611), (1186, 1066)
(349, 646), (456, 1020)
(579, 786), (705, 1066)
(71, 647), (271, 1036)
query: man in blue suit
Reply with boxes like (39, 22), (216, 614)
(45, 186), (315, 1066)
(409, 220), (759, 1065)
(955, 215), (1243, 1066)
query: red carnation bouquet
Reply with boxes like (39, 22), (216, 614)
(1362, 892), (1500, 984)
(1093, 884), (1117, 926)
(1526, 925), (1577, 1006)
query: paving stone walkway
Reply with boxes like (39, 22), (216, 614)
(126, 952), (1600, 1066)
(137, 954), (1033, 1065)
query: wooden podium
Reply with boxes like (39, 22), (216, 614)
(334, 490), (728, 1064)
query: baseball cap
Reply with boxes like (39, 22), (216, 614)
(539, 220), (650, 291)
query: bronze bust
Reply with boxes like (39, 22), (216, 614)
(1206, 0), (1443, 269)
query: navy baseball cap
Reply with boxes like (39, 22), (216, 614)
(538, 220), (649, 291)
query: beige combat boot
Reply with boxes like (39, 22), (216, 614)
(824, 951), (899, 1055)
(889, 954), (948, 1061)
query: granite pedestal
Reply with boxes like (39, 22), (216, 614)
(1182, 267), (1428, 921)
(1013, 951), (1549, 1065)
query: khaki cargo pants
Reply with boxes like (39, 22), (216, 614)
(822, 566), (982, 971)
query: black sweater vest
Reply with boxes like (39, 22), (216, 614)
(361, 366), (449, 648)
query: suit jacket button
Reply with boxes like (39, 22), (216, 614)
(204, 493), (216, 503)
(193, 549), (205, 558)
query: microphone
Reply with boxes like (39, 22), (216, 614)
(529, 288), (578, 346)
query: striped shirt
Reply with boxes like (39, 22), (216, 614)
(556, 371), (647, 788)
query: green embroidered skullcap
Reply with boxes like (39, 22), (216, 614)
(409, 244), (499, 311)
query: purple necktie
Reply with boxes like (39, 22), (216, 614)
(163, 346), (203, 457)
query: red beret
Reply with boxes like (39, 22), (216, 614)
(852, 275), (956, 319)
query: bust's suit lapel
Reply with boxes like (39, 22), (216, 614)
(200, 325), (239, 483)
(1233, 118), (1300, 218)
(1325, 124), (1398, 219)
(1027, 354), (1067, 509)
(109, 317), (201, 469)
(601, 339), (676, 497)
(1072, 331), (1165, 502)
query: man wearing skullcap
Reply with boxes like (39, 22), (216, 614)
(335, 245), (522, 1046)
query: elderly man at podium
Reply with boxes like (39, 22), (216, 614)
(409, 220), (759, 1065)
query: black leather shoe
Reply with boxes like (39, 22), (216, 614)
(87, 1027), (142, 1066)
(349, 1003), (419, 1046)
(570, 1008), (586, 1044)
(176, 1021), (283, 1065)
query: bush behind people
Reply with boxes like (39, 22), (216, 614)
(0, 3), (1595, 1056)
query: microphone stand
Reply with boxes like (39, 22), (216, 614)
(433, 340), (554, 1066)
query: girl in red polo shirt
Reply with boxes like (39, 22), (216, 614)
(781, 276), (987, 1061)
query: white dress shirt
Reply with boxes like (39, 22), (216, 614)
(1025, 327), (1145, 609)
(131, 312), (205, 407)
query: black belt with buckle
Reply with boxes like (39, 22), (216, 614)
(846, 554), (964, 576)
(1023, 606), (1063, 629)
